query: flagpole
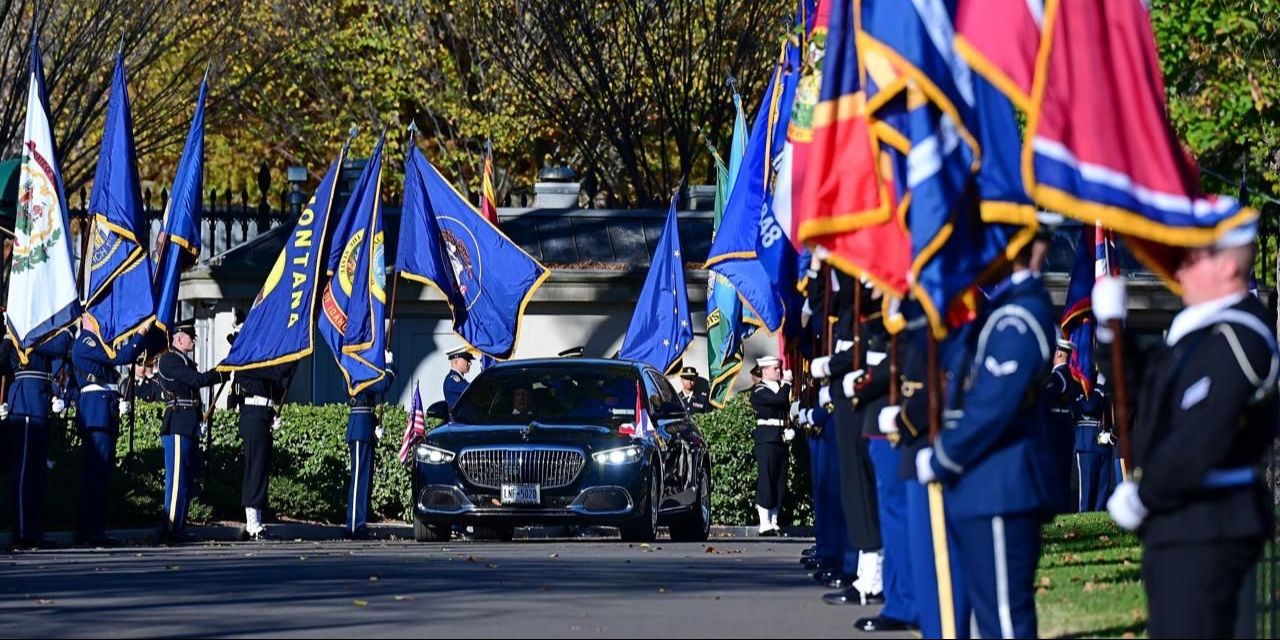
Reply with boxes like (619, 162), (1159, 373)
(1108, 320), (1133, 478)
(124, 359), (137, 468)
(926, 332), (957, 640)
(852, 278), (863, 370)
(387, 122), (418, 346)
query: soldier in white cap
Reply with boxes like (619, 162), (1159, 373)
(749, 355), (793, 535)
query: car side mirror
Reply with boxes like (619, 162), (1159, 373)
(426, 400), (450, 421)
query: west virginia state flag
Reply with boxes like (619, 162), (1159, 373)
(153, 75), (206, 343)
(219, 146), (346, 372)
(6, 35), (80, 360)
(620, 193), (693, 374)
(83, 53), (154, 355)
(397, 145), (549, 360)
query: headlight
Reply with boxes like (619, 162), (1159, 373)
(416, 444), (455, 464)
(592, 445), (643, 465)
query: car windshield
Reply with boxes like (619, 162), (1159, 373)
(452, 364), (642, 427)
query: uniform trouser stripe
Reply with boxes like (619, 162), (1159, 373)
(350, 441), (361, 533)
(18, 417), (29, 538)
(169, 438), (183, 528)
(992, 516), (1014, 639)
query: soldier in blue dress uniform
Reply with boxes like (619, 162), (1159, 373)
(71, 317), (151, 545)
(1043, 337), (1081, 513)
(155, 320), (228, 543)
(4, 325), (74, 548)
(1072, 378), (1115, 512)
(913, 240), (1060, 638)
(346, 354), (395, 540)
(443, 346), (473, 409)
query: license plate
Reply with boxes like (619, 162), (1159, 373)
(500, 483), (540, 505)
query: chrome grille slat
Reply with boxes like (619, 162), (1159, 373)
(458, 447), (584, 489)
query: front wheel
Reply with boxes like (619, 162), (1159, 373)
(669, 464), (711, 542)
(620, 470), (660, 542)
(414, 515), (452, 542)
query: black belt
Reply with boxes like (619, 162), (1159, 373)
(14, 371), (52, 381)
(350, 407), (375, 414)
(166, 399), (199, 409)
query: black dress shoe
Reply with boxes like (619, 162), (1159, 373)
(824, 574), (857, 590)
(812, 568), (841, 583)
(758, 528), (780, 537)
(801, 557), (826, 571)
(800, 546), (817, 557)
(854, 615), (913, 632)
(247, 529), (274, 542)
(344, 528), (371, 541)
(824, 587), (885, 606)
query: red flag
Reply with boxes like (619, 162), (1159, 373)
(397, 383), (427, 465)
(480, 142), (499, 225)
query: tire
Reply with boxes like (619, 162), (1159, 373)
(620, 469), (660, 543)
(473, 525), (516, 542)
(669, 464), (711, 542)
(414, 515), (451, 542)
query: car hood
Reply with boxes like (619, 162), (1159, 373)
(427, 422), (638, 451)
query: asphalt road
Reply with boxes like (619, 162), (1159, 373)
(0, 535), (910, 638)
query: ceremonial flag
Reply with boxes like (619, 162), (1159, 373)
(5, 35), (80, 360)
(1061, 224), (1118, 394)
(620, 193), (693, 374)
(219, 145), (347, 371)
(153, 74), (207, 344)
(480, 141), (499, 224)
(706, 88), (751, 407)
(397, 144), (549, 360)
(397, 382), (427, 465)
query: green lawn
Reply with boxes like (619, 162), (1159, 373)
(1037, 512), (1147, 639)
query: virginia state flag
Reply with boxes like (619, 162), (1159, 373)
(153, 75), (206, 342)
(6, 35), (80, 360)
(620, 193), (692, 374)
(397, 145), (549, 360)
(83, 53), (154, 354)
(219, 146), (346, 372)
(705, 41), (803, 334)
(319, 137), (388, 394)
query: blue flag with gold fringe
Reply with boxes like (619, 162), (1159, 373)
(84, 53), (154, 355)
(620, 193), (692, 373)
(153, 75), (206, 343)
(319, 137), (388, 394)
(396, 144), (549, 360)
(219, 146), (346, 372)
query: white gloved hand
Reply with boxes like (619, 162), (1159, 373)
(810, 356), (832, 380)
(50, 397), (65, 415)
(916, 447), (938, 484)
(198, 422), (209, 439)
(375, 425), (385, 439)
(0, 402), (9, 421)
(818, 385), (832, 407)
(789, 401), (802, 422)
(1097, 431), (1116, 446)
(842, 369), (865, 399)
(782, 369), (794, 384)
(1092, 276), (1128, 325)
(800, 300), (814, 328)
(384, 350), (394, 365)
(1107, 481), (1147, 531)
(271, 417), (282, 432)
(877, 406), (901, 435)
(118, 400), (131, 416)
(782, 428), (796, 442)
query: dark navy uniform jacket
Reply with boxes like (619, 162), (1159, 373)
(1044, 364), (1080, 434)
(443, 370), (468, 408)
(7, 329), (74, 419)
(750, 381), (791, 443)
(1071, 385), (1112, 453)
(1105, 293), (1279, 545)
(72, 332), (146, 431)
(927, 274), (1060, 520)
(156, 349), (226, 437)
(348, 370), (395, 442)
(678, 389), (710, 414)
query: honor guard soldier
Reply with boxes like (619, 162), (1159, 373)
(156, 320), (228, 543)
(71, 316), (151, 546)
(676, 367), (709, 414)
(1100, 222), (1278, 638)
(750, 356), (792, 535)
(1043, 337), (1081, 513)
(130, 362), (162, 402)
(346, 353), (395, 539)
(4, 325), (74, 548)
(228, 327), (295, 541)
(1072, 378), (1115, 512)
(443, 347), (473, 408)
(913, 236), (1059, 638)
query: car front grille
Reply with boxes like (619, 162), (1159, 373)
(457, 447), (584, 489)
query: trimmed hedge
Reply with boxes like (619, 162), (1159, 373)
(0, 395), (814, 530)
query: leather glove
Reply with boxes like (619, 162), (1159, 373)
(50, 397), (65, 415)
(877, 406), (901, 435)
(842, 369), (865, 399)
(1107, 481), (1147, 531)
(915, 447), (938, 484)
(1092, 276), (1127, 342)
(1097, 430), (1116, 446)
(782, 369), (794, 384)
(810, 356), (832, 380)
(272, 417), (282, 432)
(782, 428), (796, 442)
(0, 403), (9, 421)
(118, 400), (131, 416)
(788, 401), (802, 422)
(818, 385), (832, 408)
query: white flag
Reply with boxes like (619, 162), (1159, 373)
(5, 38), (80, 358)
